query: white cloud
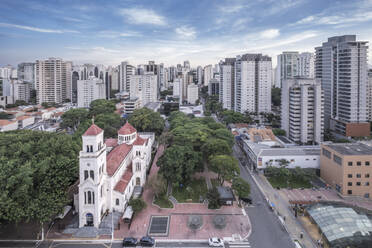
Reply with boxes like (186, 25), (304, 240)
(266, 0), (304, 15)
(219, 4), (246, 13)
(119, 8), (166, 26)
(97, 30), (141, 38)
(259, 29), (280, 39)
(175, 26), (196, 39)
(232, 18), (251, 28)
(0, 22), (79, 33)
(295, 11), (372, 26)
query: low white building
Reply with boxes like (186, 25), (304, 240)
(122, 98), (141, 115)
(78, 122), (154, 228)
(187, 84), (199, 105)
(0, 119), (18, 131)
(77, 77), (106, 108)
(16, 115), (35, 128)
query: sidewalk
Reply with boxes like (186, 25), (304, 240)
(254, 173), (317, 248)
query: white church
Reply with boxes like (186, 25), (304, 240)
(76, 122), (154, 228)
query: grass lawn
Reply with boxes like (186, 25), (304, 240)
(172, 178), (208, 203)
(267, 175), (312, 189)
(154, 195), (173, 208)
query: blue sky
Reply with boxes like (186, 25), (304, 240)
(0, 0), (372, 67)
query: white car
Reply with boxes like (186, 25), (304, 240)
(208, 237), (224, 247)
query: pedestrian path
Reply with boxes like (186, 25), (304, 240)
(226, 241), (251, 248)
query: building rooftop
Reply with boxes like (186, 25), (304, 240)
(259, 147), (320, 156)
(114, 165), (133, 193)
(106, 143), (132, 176)
(325, 143), (372, 156)
(83, 124), (103, 136)
(118, 122), (136, 135)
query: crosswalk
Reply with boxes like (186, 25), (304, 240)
(226, 241), (251, 248)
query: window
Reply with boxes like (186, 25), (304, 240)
(347, 190), (352, 195)
(136, 151), (141, 156)
(116, 198), (119, 206)
(84, 170), (89, 180)
(356, 182), (361, 186)
(86, 145), (90, 152)
(348, 162), (353, 166)
(366, 174), (370, 178)
(357, 161), (361, 166)
(322, 148), (331, 159)
(348, 182), (352, 186)
(85, 191), (94, 204)
(90, 170), (94, 180)
(348, 174), (352, 178)
(365, 182), (370, 186)
(366, 161), (370, 166)
(357, 174), (361, 178)
(365, 193), (370, 198)
(136, 163), (141, 172)
(333, 155), (342, 165)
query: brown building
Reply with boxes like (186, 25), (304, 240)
(320, 143), (372, 198)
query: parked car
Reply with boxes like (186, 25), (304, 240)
(208, 237), (224, 247)
(123, 237), (137, 247)
(140, 236), (155, 247)
(240, 196), (252, 204)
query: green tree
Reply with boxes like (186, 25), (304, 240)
(129, 107), (165, 136)
(207, 187), (220, 209)
(213, 128), (235, 147)
(157, 145), (202, 185)
(272, 128), (286, 136)
(89, 99), (116, 117)
(0, 130), (80, 224)
(201, 138), (232, 160)
(95, 113), (123, 138)
(232, 177), (250, 198)
(129, 198), (146, 213)
(209, 155), (240, 185)
(60, 108), (89, 131)
(0, 112), (12, 119)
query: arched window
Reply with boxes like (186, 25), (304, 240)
(85, 190), (94, 204)
(116, 198), (119, 206)
(136, 163), (141, 172)
(90, 145), (93, 152)
(86, 145), (89, 152)
(84, 170), (89, 180)
(90, 170), (94, 180)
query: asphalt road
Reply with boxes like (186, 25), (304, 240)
(233, 145), (295, 248)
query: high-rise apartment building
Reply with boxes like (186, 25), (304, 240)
(315, 35), (369, 137)
(77, 77), (106, 108)
(208, 78), (219, 96)
(367, 69), (372, 121)
(219, 58), (235, 110)
(173, 77), (183, 103)
(35, 58), (72, 104)
(187, 84), (198, 105)
(129, 73), (158, 107)
(203, 65), (213, 87)
(275, 52), (314, 88)
(17, 63), (35, 87)
(234, 54), (272, 114)
(197, 66), (203, 85)
(11, 80), (32, 103)
(184, 60), (190, 70)
(281, 78), (324, 144)
(120, 61), (135, 92)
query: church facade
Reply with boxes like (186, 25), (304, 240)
(77, 122), (154, 228)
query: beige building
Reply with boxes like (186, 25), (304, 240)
(320, 143), (372, 198)
(35, 58), (72, 104)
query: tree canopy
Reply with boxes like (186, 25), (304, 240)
(209, 155), (240, 185)
(128, 107), (165, 136)
(157, 145), (202, 185)
(89, 99), (116, 117)
(0, 130), (80, 224)
(220, 110), (252, 124)
(232, 177), (250, 198)
(60, 108), (89, 131)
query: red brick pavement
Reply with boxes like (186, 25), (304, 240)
(114, 144), (250, 240)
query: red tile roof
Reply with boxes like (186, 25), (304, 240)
(118, 122), (136, 135)
(105, 138), (118, 147)
(114, 165), (133, 193)
(106, 143), (132, 176)
(83, 124), (103, 136)
(0, 120), (16, 126)
(16, 115), (32, 121)
(133, 135), (147, 146)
